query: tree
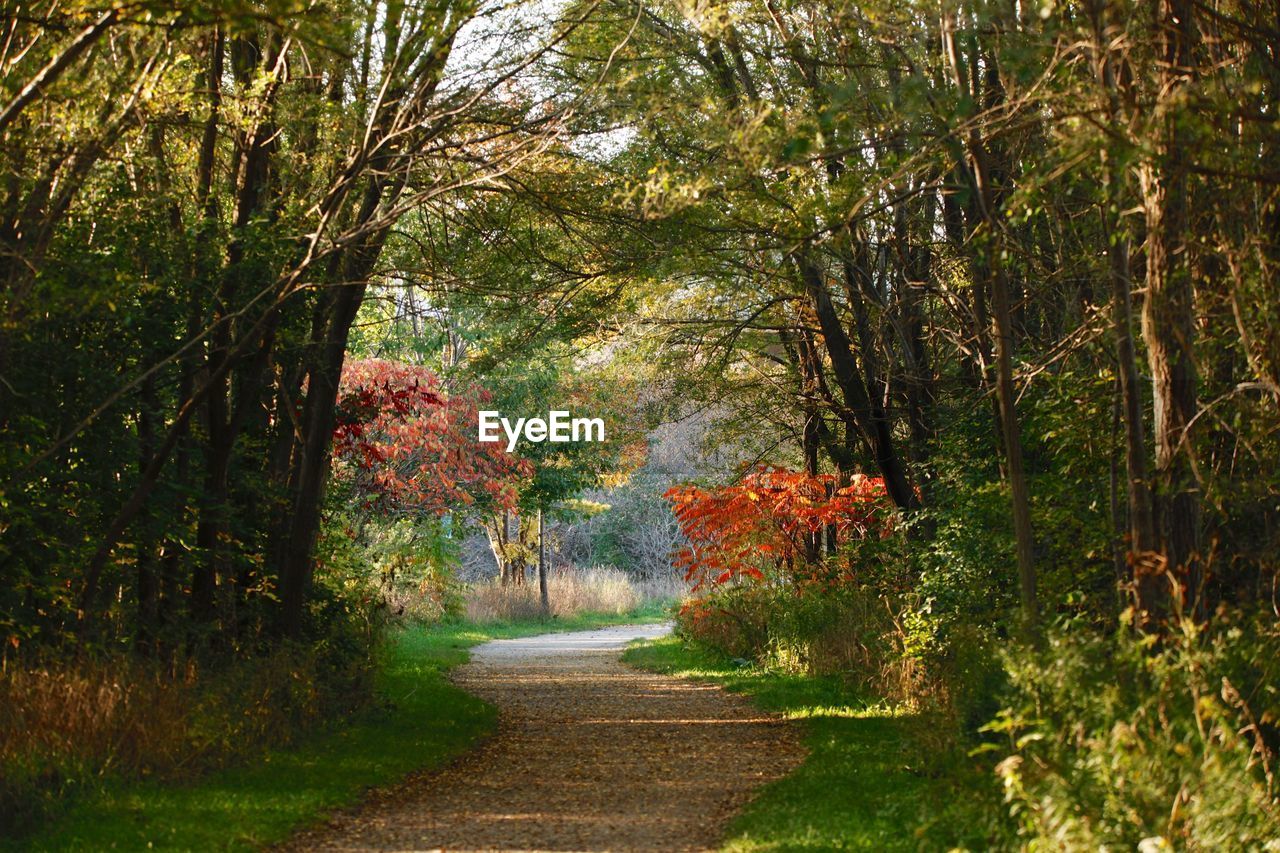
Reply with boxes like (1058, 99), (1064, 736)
(667, 468), (891, 591)
(0, 0), (585, 650)
(332, 359), (530, 517)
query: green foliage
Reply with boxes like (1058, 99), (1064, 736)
(1, 0), (511, 653)
(5, 0), (1280, 843)
(678, 583), (916, 704)
(985, 613), (1280, 848)
(378, 518), (463, 612)
(909, 366), (1124, 647)
(337, 514), (465, 622)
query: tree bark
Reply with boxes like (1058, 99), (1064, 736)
(1139, 0), (1202, 617)
(135, 376), (160, 653)
(988, 237), (1038, 629)
(966, 146), (1038, 628)
(942, 12), (1037, 629)
(1087, 0), (1161, 616)
(797, 252), (918, 512)
(1106, 209), (1158, 577)
(275, 275), (369, 636)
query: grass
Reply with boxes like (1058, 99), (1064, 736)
(464, 567), (689, 623)
(623, 634), (993, 852)
(10, 605), (670, 852)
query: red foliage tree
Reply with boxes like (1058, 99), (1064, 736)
(332, 359), (530, 515)
(664, 467), (890, 590)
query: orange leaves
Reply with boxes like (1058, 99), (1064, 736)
(665, 467), (889, 592)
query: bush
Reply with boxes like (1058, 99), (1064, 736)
(677, 582), (927, 703)
(0, 640), (379, 836)
(319, 513), (463, 624)
(984, 612), (1280, 849)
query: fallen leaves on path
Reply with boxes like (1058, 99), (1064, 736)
(284, 624), (804, 852)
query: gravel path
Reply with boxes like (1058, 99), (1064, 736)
(287, 623), (804, 852)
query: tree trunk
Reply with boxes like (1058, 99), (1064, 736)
(1106, 210), (1158, 560)
(1139, 0), (1202, 618)
(1088, 0), (1161, 617)
(274, 146), (399, 635)
(797, 253), (918, 511)
(967, 147), (1038, 629)
(275, 278), (368, 636)
(488, 510), (512, 584)
(135, 376), (160, 653)
(942, 11), (1037, 629)
(988, 250), (1038, 629)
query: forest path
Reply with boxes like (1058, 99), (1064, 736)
(285, 623), (803, 852)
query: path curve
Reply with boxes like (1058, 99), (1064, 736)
(287, 623), (804, 852)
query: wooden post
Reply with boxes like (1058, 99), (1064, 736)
(538, 508), (549, 616)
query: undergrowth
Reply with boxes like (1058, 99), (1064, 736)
(463, 566), (687, 623)
(986, 612), (1280, 849)
(671, 580), (1280, 849)
(2, 606), (670, 850)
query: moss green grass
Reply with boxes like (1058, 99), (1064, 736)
(623, 634), (993, 852)
(9, 606), (669, 852)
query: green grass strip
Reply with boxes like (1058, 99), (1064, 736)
(623, 634), (986, 852)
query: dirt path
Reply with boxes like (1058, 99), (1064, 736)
(286, 623), (804, 852)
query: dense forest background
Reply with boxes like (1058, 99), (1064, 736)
(2, 0), (1279, 846)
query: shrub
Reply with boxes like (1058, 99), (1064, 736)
(677, 582), (926, 703)
(0, 640), (379, 836)
(356, 516), (464, 622)
(677, 585), (772, 658)
(983, 612), (1280, 849)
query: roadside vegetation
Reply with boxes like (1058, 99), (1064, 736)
(625, 635), (996, 851)
(632, 583), (1280, 849)
(4, 603), (672, 851)
(465, 566), (687, 623)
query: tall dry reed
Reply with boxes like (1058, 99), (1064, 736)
(0, 646), (374, 833)
(463, 566), (687, 622)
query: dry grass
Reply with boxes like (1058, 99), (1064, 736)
(0, 648), (375, 834)
(677, 585), (929, 708)
(463, 566), (688, 623)
(0, 661), (191, 814)
(633, 570), (694, 603)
